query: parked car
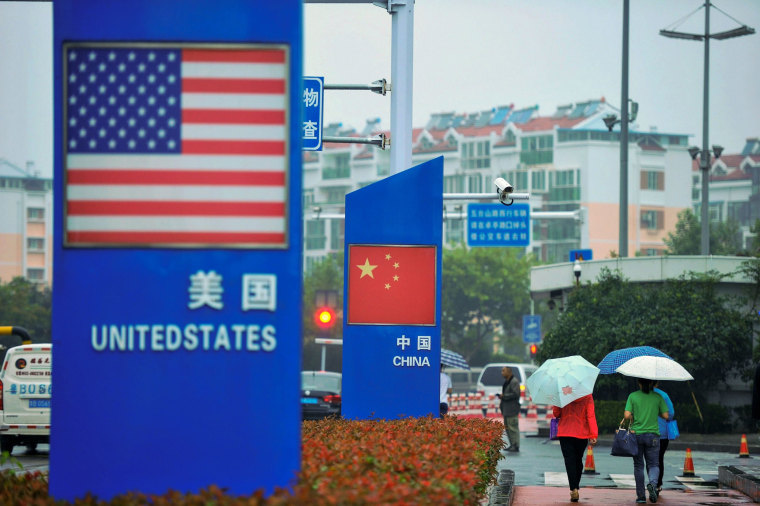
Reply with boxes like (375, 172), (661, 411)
(0, 343), (52, 454)
(301, 371), (342, 421)
(476, 362), (538, 412)
(443, 366), (482, 394)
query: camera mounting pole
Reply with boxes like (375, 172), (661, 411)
(322, 133), (389, 150)
(325, 79), (389, 95)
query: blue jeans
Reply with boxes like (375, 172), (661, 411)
(632, 433), (660, 498)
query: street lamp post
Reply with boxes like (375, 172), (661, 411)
(660, 0), (755, 255)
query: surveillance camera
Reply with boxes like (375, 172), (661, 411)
(494, 177), (513, 196)
(494, 178), (514, 205)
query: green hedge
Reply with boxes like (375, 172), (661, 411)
(592, 399), (732, 434)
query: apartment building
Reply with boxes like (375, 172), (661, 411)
(692, 137), (760, 249)
(303, 98), (694, 268)
(0, 159), (53, 285)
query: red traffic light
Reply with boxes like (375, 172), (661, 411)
(529, 344), (538, 357)
(315, 306), (336, 329)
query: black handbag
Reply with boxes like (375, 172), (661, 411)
(610, 420), (639, 457)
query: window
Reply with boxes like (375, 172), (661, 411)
(443, 175), (464, 193)
(445, 219), (465, 245)
(26, 268), (45, 282)
(322, 153), (351, 179)
(557, 130), (589, 143)
(520, 135), (553, 165)
(305, 220), (326, 250)
(27, 208), (45, 221)
(709, 203), (722, 223)
(461, 140), (490, 169)
(641, 171), (664, 190)
(728, 202), (749, 226)
(506, 171), (528, 192)
(329, 219), (344, 250)
(642, 248), (663, 256)
(325, 188), (347, 204)
(640, 210), (664, 230)
(531, 170), (546, 192)
(27, 238), (45, 251)
(302, 189), (314, 208)
(467, 174), (483, 193)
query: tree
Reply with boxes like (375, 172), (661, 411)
(0, 277), (51, 346)
(537, 268), (753, 399)
(441, 246), (537, 366)
(664, 209), (742, 255)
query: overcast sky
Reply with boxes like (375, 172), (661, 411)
(2, 0), (758, 178)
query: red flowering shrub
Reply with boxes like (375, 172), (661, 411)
(0, 416), (504, 505)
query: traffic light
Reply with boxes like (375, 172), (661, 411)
(314, 306), (337, 331)
(529, 344), (538, 359)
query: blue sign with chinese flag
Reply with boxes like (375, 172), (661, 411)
(302, 76), (323, 151)
(467, 203), (530, 247)
(342, 157), (443, 420)
(51, 0), (302, 500)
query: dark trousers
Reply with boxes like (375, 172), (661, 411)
(657, 439), (669, 487)
(559, 437), (588, 490)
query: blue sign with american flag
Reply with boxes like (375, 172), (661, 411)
(64, 43), (288, 248)
(51, 0), (302, 501)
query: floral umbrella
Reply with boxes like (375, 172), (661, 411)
(525, 355), (599, 408)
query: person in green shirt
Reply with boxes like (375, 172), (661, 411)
(622, 378), (669, 504)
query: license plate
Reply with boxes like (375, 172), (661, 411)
(29, 399), (51, 408)
(301, 398), (318, 404)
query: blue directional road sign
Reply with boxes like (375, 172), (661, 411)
(523, 315), (542, 344)
(569, 249), (593, 262)
(467, 203), (530, 247)
(302, 76), (324, 151)
(51, 0), (303, 500)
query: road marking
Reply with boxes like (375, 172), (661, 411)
(544, 471), (569, 486)
(609, 474), (636, 488)
(675, 476), (718, 490)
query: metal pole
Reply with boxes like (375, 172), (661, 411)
(321, 345), (326, 371)
(389, 1), (414, 174)
(701, 0), (711, 255)
(619, 0), (629, 258)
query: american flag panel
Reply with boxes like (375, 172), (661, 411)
(63, 43), (289, 248)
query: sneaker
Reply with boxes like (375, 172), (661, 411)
(636, 497), (646, 504)
(647, 483), (658, 503)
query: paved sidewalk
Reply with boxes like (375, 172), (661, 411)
(510, 485), (754, 504)
(487, 432), (760, 504)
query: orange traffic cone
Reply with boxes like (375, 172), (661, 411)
(739, 434), (751, 458)
(583, 446), (598, 474)
(682, 448), (695, 477)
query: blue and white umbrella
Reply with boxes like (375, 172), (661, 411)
(441, 348), (470, 370)
(597, 346), (672, 375)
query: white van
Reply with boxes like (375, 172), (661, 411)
(0, 343), (52, 454)
(444, 366), (483, 394)
(476, 362), (537, 410)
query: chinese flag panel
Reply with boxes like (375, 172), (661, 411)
(347, 244), (436, 325)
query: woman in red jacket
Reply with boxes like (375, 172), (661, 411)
(552, 394), (598, 503)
